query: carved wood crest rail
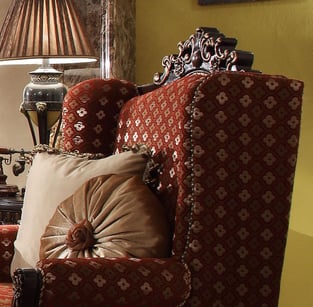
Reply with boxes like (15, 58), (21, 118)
(153, 27), (257, 86)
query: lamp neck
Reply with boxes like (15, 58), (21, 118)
(41, 59), (52, 70)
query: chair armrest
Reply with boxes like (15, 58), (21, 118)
(12, 268), (42, 307)
(0, 224), (18, 282)
(16, 257), (190, 307)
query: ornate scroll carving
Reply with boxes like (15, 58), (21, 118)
(153, 27), (257, 86)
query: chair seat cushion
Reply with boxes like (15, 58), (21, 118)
(40, 174), (170, 259)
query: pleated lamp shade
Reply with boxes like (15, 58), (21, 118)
(0, 0), (97, 65)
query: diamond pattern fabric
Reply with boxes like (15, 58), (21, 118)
(0, 225), (18, 282)
(38, 257), (191, 307)
(62, 78), (138, 155)
(115, 72), (303, 306)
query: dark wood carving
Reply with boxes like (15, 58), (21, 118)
(153, 27), (257, 86)
(12, 269), (42, 307)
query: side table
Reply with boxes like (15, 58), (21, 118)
(0, 194), (23, 224)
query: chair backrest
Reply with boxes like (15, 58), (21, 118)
(114, 28), (304, 306)
(114, 70), (303, 306)
(61, 27), (304, 306)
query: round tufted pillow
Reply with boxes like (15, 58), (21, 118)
(39, 174), (170, 259)
(61, 78), (138, 155)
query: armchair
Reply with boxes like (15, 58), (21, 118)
(0, 28), (304, 307)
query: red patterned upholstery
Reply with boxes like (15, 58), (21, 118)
(0, 283), (13, 307)
(62, 78), (138, 155)
(115, 72), (303, 306)
(38, 257), (190, 307)
(0, 71), (303, 306)
(0, 225), (18, 307)
(0, 225), (18, 282)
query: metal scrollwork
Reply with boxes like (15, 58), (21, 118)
(153, 27), (257, 86)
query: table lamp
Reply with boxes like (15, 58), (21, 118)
(0, 0), (97, 145)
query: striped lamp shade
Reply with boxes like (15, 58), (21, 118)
(0, 0), (97, 65)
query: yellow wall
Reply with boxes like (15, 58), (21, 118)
(136, 1), (313, 306)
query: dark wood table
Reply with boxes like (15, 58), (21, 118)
(0, 194), (23, 224)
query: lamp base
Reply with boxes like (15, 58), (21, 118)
(21, 64), (67, 145)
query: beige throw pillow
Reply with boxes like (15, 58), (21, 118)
(11, 149), (149, 274)
(40, 174), (170, 260)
